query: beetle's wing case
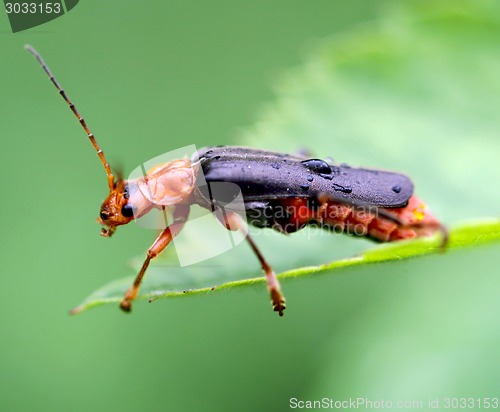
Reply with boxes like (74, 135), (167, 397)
(196, 146), (414, 208)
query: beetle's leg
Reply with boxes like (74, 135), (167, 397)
(216, 210), (286, 317)
(119, 204), (190, 312)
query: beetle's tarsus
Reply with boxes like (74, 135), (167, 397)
(271, 290), (286, 317)
(119, 300), (132, 313)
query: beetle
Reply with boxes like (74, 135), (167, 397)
(27, 45), (445, 316)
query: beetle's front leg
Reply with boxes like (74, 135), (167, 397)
(119, 204), (190, 312)
(216, 210), (286, 317)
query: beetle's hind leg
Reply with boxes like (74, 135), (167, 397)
(216, 210), (286, 316)
(245, 229), (287, 316)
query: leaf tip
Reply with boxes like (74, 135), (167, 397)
(69, 305), (84, 316)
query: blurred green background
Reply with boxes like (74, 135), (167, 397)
(1, 1), (500, 411)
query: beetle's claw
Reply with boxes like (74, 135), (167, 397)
(271, 290), (286, 317)
(119, 300), (132, 313)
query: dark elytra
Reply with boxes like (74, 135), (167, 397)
(196, 146), (414, 208)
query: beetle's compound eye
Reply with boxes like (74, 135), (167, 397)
(121, 203), (135, 218)
(100, 211), (110, 221)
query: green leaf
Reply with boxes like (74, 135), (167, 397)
(71, 0), (500, 314)
(70, 219), (500, 314)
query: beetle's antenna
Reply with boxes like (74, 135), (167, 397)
(25, 45), (115, 190)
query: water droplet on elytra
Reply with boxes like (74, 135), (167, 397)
(332, 183), (352, 194)
(301, 159), (331, 174)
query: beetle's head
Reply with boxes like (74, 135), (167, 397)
(97, 177), (135, 237)
(96, 159), (198, 237)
